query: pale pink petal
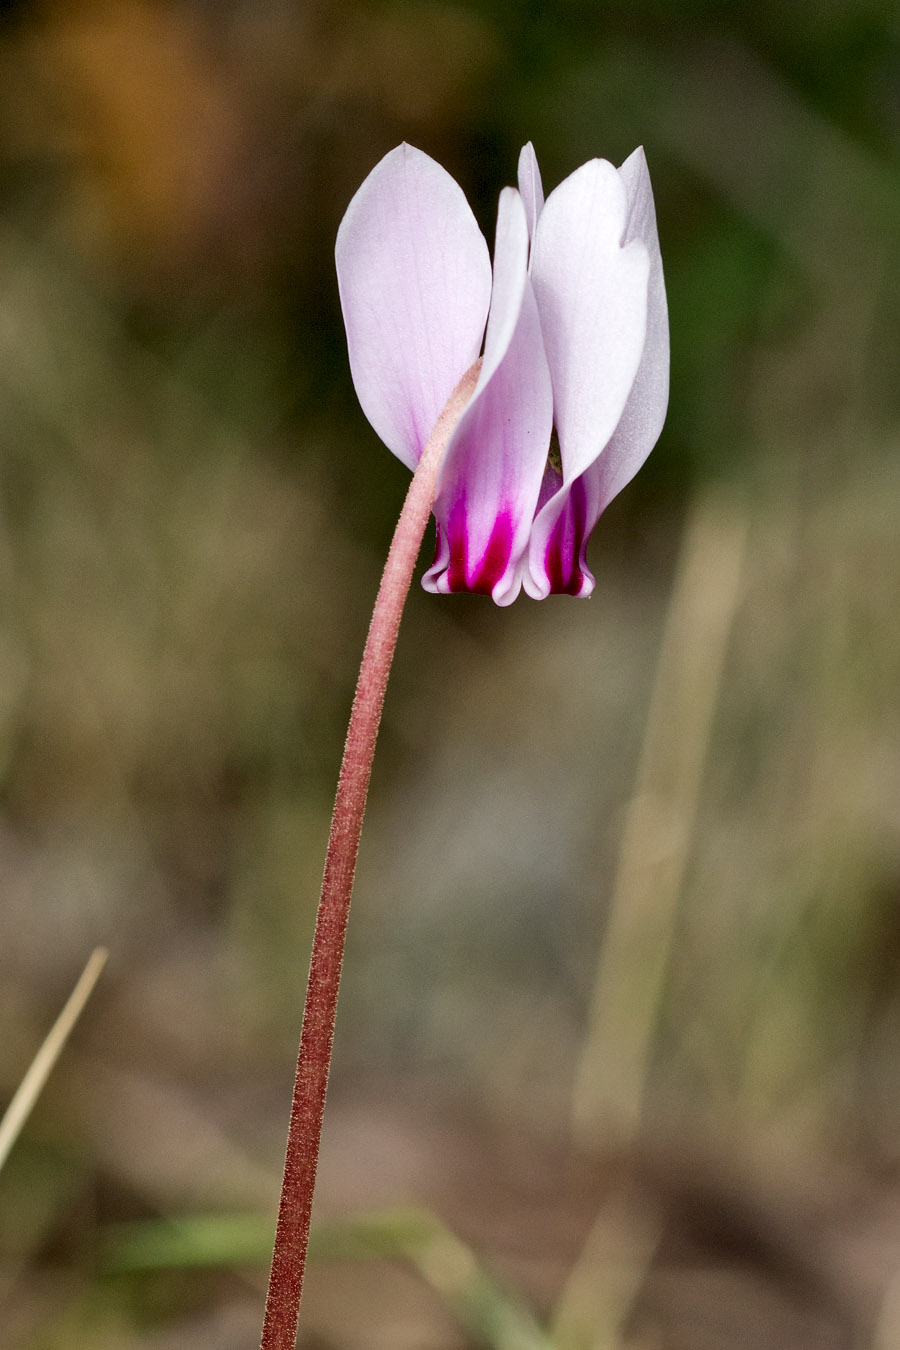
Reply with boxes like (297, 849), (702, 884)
(530, 158), (650, 484)
(517, 142), (544, 246)
(591, 147), (669, 510)
(335, 144), (491, 469)
(526, 149), (669, 599)
(423, 188), (553, 606)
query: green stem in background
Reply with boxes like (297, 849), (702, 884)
(260, 361), (481, 1350)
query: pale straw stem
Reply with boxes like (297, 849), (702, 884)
(571, 489), (748, 1149)
(0, 946), (108, 1173)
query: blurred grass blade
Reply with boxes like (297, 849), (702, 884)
(402, 1212), (552, 1350)
(550, 1186), (661, 1350)
(103, 1204), (553, 1350)
(0, 946), (108, 1172)
(314, 1206), (552, 1350)
(572, 490), (748, 1147)
(102, 1212), (276, 1273)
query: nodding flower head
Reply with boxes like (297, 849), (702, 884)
(335, 141), (668, 605)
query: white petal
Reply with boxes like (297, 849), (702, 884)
(517, 142), (544, 246)
(590, 147), (669, 510)
(335, 144), (491, 469)
(530, 158), (650, 484)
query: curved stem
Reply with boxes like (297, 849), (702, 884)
(260, 362), (480, 1350)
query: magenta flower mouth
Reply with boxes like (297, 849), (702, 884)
(544, 477), (590, 597)
(440, 505), (516, 596)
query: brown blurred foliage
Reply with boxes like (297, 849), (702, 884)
(2, 0), (496, 294)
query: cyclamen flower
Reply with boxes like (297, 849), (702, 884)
(336, 142), (668, 604)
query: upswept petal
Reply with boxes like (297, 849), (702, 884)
(335, 143), (492, 470)
(517, 142), (544, 247)
(590, 147), (669, 513)
(423, 188), (553, 606)
(530, 158), (651, 485)
(527, 150), (669, 600)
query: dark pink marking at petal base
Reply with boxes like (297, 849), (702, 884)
(471, 511), (515, 593)
(442, 505), (515, 595)
(544, 478), (588, 595)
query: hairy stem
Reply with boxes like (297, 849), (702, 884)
(260, 362), (480, 1350)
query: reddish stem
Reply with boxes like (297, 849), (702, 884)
(260, 362), (481, 1350)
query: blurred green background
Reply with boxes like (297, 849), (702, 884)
(1, 1), (899, 1346)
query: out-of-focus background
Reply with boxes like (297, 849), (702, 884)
(1, 1), (899, 1346)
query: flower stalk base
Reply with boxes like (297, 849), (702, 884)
(259, 361), (481, 1350)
